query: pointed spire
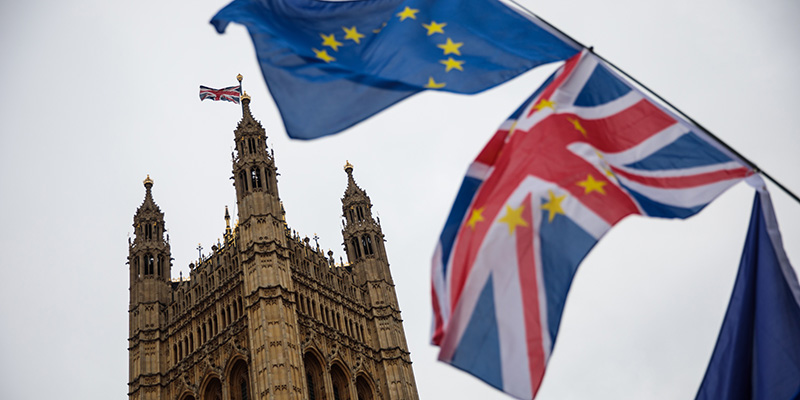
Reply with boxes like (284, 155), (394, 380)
(224, 205), (232, 239)
(343, 160), (366, 197)
(137, 174), (161, 215)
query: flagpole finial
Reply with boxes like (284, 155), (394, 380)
(237, 74), (243, 82)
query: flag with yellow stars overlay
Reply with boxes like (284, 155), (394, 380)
(430, 50), (754, 399)
(211, 0), (579, 139)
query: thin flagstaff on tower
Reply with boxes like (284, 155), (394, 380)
(504, 0), (799, 205)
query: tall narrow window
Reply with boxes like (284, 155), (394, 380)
(362, 235), (374, 256)
(251, 167), (262, 189)
(247, 138), (256, 154)
(264, 168), (271, 192)
(239, 170), (248, 192)
(351, 238), (362, 258)
(145, 254), (155, 275)
(356, 206), (364, 221)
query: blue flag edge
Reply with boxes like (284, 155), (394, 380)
(695, 178), (800, 400)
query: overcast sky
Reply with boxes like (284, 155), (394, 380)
(0, 0), (798, 399)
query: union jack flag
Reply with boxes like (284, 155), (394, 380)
(199, 85), (242, 104)
(431, 50), (753, 399)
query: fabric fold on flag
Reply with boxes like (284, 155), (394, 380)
(431, 49), (754, 399)
(199, 85), (242, 104)
(210, 0), (580, 139)
(695, 179), (800, 400)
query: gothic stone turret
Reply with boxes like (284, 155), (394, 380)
(127, 95), (418, 400)
(128, 176), (172, 399)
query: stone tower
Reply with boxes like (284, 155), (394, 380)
(341, 163), (418, 399)
(127, 94), (419, 400)
(128, 175), (173, 398)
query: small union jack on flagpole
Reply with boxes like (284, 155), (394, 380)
(199, 74), (243, 104)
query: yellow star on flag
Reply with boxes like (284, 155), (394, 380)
(440, 57), (464, 72)
(498, 204), (529, 235)
(312, 48), (335, 63)
(577, 174), (607, 195)
(342, 26), (365, 44)
(422, 21), (447, 36)
(534, 98), (556, 111)
(541, 190), (566, 223)
(437, 38), (463, 56)
(320, 33), (342, 51)
(567, 117), (587, 137)
(467, 207), (484, 229)
(396, 6), (419, 21)
(424, 77), (446, 89)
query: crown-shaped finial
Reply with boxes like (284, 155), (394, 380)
(344, 160), (354, 174)
(143, 174), (153, 188)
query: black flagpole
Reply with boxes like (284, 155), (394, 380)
(506, 0), (800, 205)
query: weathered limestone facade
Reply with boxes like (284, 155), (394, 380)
(128, 95), (419, 400)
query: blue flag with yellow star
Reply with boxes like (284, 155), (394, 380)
(211, 0), (580, 139)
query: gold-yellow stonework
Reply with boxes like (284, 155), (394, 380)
(128, 96), (419, 400)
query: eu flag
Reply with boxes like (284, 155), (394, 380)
(696, 183), (800, 400)
(211, 0), (580, 139)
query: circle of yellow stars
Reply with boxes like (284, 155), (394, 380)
(310, 6), (466, 91)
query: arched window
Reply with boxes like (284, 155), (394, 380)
(221, 309), (226, 327)
(303, 352), (325, 400)
(330, 363), (351, 400)
(356, 375), (375, 400)
(238, 297), (243, 317)
(350, 238), (362, 259)
(190, 332), (194, 351)
(361, 235), (374, 256)
(356, 207), (364, 221)
(239, 170), (249, 192)
(250, 167), (262, 189)
(229, 359), (250, 400)
(145, 223), (152, 240)
(203, 377), (223, 400)
(197, 327), (202, 345)
(348, 209), (355, 224)
(173, 344), (178, 364)
(213, 315), (218, 335)
(247, 138), (256, 154)
(145, 254), (155, 275)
